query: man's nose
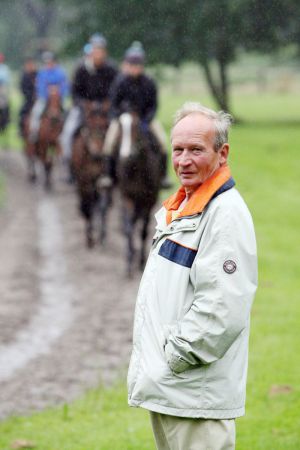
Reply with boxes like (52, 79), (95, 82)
(179, 149), (192, 165)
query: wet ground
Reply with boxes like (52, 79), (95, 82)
(0, 152), (147, 419)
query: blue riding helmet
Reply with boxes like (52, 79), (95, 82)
(124, 41), (145, 65)
(41, 51), (56, 64)
(89, 33), (107, 49)
(83, 43), (92, 55)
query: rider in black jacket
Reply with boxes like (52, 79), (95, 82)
(61, 34), (118, 161)
(72, 51), (117, 104)
(102, 42), (172, 188)
(19, 57), (37, 136)
(110, 66), (157, 124)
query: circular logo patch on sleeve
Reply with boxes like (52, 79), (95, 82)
(223, 260), (237, 274)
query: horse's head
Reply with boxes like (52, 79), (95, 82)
(85, 101), (108, 131)
(118, 112), (144, 160)
(47, 84), (62, 108)
(81, 101), (108, 160)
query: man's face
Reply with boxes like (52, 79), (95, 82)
(171, 113), (229, 196)
(25, 60), (36, 73)
(45, 60), (55, 69)
(126, 63), (144, 78)
(92, 47), (107, 66)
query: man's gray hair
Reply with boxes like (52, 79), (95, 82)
(173, 102), (233, 151)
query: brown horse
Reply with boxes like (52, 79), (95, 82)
(116, 112), (163, 277)
(71, 101), (110, 248)
(22, 110), (36, 182)
(27, 86), (64, 189)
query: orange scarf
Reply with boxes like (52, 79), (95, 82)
(163, 165), (232, 225)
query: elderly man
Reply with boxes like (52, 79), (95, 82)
(127, 102), (257, 450)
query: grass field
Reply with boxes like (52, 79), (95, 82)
(0, 78), (300, 449)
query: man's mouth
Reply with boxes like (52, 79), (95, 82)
(179, 172), (195, 176)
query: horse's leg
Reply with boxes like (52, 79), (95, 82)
(26, 142), (37, 183)
(44, 146), (54, 191)
(45, 161), (52, 190)
(99, 192), (107, 245)
(123, 203), (138, 278)
(86, 218), (94, 248)
(28, 155), (37, 183)
(140, 210), (150, 270)
(99, 188), (112, 246)
(80, 191), (95, 248)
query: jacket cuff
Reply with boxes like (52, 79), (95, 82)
(164, 342), (191, 374)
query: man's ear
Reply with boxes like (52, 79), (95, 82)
(219, 143), (229, 165)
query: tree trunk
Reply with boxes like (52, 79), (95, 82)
(23, 0), (56, 48)
(202, 59), (230, 112)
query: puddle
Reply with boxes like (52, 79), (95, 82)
(0, 197), (74, 382)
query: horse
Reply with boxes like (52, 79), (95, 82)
(32, 85), (64, 189)
(71, 101), (110, 248)
(116, 112), (163, 277)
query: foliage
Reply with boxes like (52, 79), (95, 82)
(1, 0), (300, 110)
(61, 0), (300, 112)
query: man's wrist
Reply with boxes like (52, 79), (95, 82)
(164, 342), (191, 374)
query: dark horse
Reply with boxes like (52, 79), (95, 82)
(27, 86), (64, 189)
(71, 101), (110, 248)
(116, 112), (162, 277)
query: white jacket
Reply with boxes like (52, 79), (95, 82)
(128, 166), (258, 419)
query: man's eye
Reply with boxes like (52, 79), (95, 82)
(193, 148), (203, 152)
(173, 148), (183, 153)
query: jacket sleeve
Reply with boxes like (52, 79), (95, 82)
(71, 66), (85, 103)
(164, 203), (257, 373)
(59, 68), (69, 99)
(110, 78), (124, 118)
(144, 79), (157, 123)
(36, 70), (46, 99)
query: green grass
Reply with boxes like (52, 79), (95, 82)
(0, 88), (23, 152)
(0, 382), (155, 450)
(0, 84), (299, 449)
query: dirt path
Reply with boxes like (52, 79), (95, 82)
(0, 152), (146, 419)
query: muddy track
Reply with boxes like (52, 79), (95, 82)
(0, 152), (148, 419)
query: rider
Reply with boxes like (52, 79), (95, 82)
(60, 33), (118, 161)
(0, 53), (11, 127)
(102, 41), (172, 188)
(29, 51), (68, 143)
(19, 57), (37, 136)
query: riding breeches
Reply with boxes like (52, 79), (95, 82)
(59, 106), (82, 159)
(29, 98), (46, 140)
(103, 118), (168, 156)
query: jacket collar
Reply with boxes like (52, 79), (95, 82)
(163, 165), (234, 225)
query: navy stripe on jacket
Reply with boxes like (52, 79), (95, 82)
(158, 239), (197, 268)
